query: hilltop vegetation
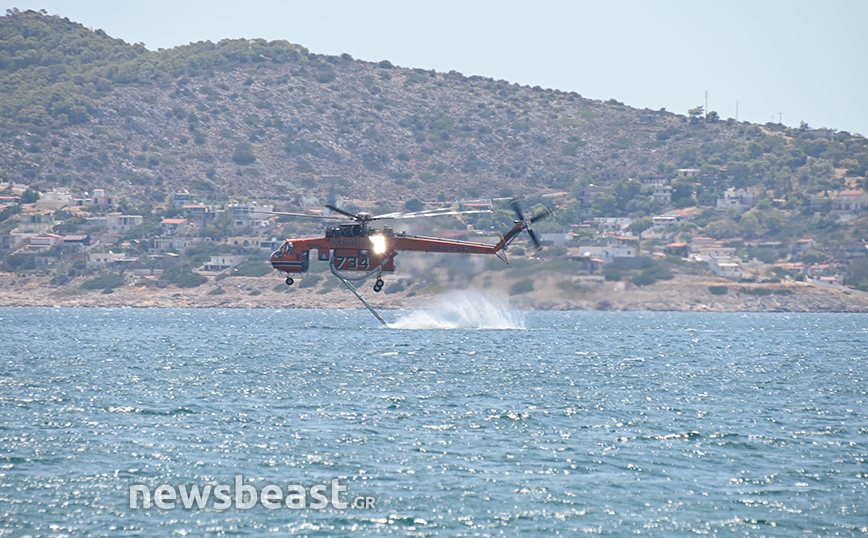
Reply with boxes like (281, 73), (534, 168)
(2, 9), (868, 293)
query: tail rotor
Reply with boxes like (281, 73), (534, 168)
(508, 199), (552, 251)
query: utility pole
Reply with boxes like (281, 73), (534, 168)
(705, 91), (708, 119)
(778, 112), (782, 125)
(736, 100), (739, 122)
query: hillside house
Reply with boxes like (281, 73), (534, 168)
(260, 238), (283, 252)
(579, 236), (639, 265)
(578, 246), (637, 265)
(842, 242), (868, 259)
(665, 242), (690, 257)
(676, 169), (700, 180)
(22, 233), (63, 253)
(150, 236), (200, 254)
(35, 189), (73, 210)
(172, 190), (195, 207)
(690, 237), (719, 250)
(717, 188), (755, 212)
(181, 204), (215, 225)
(106, 214), (143, 234)
(652, 209), (690, 229)
(91, 189), (115, 207)
(14, 211), (54, 233)
(60, 234), (91, 253)
(594, 217), (634, 233)
(225, 236), (264, 249)
(709, 256), (744, 279)
(227, 204), (275, 229)
(87, 251), (125, 266)
(202, 255), (246, 272)
(833, 190), (868, 213)
(697, 246), (737, 259)
(9, 211), (55, 248)
(69, 193), (88, 206)
(160, 218), (189, 236)
(793, 238), (816, 253)
(572, 254), (606, 274)
(651, 185), (672, 204)
(539, 232), (573, 247)
(641, 176), (668, 188)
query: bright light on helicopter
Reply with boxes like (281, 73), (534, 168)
(371, 235), (387, 254)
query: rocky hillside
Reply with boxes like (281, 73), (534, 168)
(3, 9), (868, 290)
(2, 10), (864, 209)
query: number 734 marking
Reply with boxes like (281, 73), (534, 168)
(333, 256), (370, 270)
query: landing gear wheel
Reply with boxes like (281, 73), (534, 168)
(285, 277), (294, 286)
(373, 279), (384, 292)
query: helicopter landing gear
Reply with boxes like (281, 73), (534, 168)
(285, 277), (294, 286)
(373, 279), (384, 292)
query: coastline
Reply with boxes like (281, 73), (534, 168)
(2, 271), (867, 312)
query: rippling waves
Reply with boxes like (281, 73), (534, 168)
(0, 308), (866, 536)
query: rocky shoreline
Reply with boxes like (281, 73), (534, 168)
(2, 271), (867, 313)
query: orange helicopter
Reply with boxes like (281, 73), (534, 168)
(266, 199), (550, 324)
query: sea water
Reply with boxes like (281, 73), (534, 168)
(0, 302), (866, 536)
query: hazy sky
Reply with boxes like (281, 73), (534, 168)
(5, 1), (867, 135)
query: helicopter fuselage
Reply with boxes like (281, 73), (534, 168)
(269, 221), (525, 276)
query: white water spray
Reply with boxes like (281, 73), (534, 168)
(387, 290), (525, 330)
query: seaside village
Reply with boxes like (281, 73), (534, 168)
(1, 170), (867, 291)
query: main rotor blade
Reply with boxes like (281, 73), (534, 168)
(370, 209), (491, 221)
(259, 210), (342, 220)
(324, 204), (361, 220)
(530, 207), (552, 224)
(509, 199), (526, 221)
(527, 228), (542, 250)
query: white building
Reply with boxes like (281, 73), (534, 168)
(652, 209), (691, 229)
(150, 236), (200, 254)
(833, 190), (868, 213)
(160, 218), (190, 236)
(228, 204), (275, 229)
(594, 217), (634, 233)
(709, 256), (744, 279)
(106, 214), (143, 234)
(539, 232), (573, 248)
(35, 189), (73, 210)
(651, 185), (672, 204)
(202, 255), (246, 272)
(88, 251), (126, 266)
(716, 188), (755, 212)
(578, 245), (638, 265)
(91, 189), (117, 207)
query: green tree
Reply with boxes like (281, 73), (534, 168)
(404, 198), (424, 212)
(592, 193), (617, 217)
(671, 182), (693, 202)
(739, 213), (761, 238)
(800, 248), (830, 265)
(613, 179), (642, 212)
(20, 189), (40, 204)
(627, 217), (653, 236)
(232, 143), (256, 165)
(844, 258), (868, 290)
